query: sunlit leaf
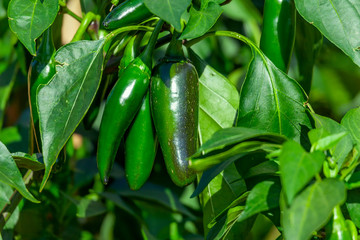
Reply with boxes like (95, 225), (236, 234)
(8, 0), (59, 55)
(38, 39), (105, 190)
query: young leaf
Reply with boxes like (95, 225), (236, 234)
(188, 48), (239, 144)
(237, 48), (314, 148)
(314, 114), (353, 168)
(311, 132), (348, 152)
(280, 140), (325, 204)
(294, 0), (360, 68)
(0, 141), (39, 203)
(38, 39), (105, 191)
(237, 179), (281, 222)
(341, 106), (360, 146)
(282, 179), (346, 240)
(8, 0), (59, 55)
(143, 0), (191, 31)
(180, 2), (223, 40)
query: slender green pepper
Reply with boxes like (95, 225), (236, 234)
(326, 206), (353, 240)
(260, 0), (296, 72)
(150, 33), (198, 186)
(103, 0), (153, 30)
(29, 27), (56, 151)
(125, 91), (157, 190)
(97, 20), (164, 184)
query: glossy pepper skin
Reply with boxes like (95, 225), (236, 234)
(125, 91), (157, 190)
(103, 0), (153, 30)
(326, 206), (353, 240)
(97, 20), (163, 184)
(29, 28), (56, 151)
(150, 35), (198, 186)
(260, 0), (296, 72)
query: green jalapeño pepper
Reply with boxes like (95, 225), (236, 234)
(125, 91), (157, 190)
(97, 20), (164, 184)
(103, 0), (153, 30)
(260, 0), (296, 72)
(326, 205), (353, 240)
(150, 33), (198, 187)
(29, 27), (56, 151)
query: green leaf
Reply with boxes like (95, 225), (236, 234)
(187, 49), (243, 236)
(143, 0), (191, 31)
(294, 0), (360, 68)
(191, 153), (247, 198)
(313, 114), (353, 168)
(311, 132), (348, 152)
(0, 141), (39, 203)
(180, 2), (223, 40)
(346, 190), (360, 229)
(280, 141), (325, 204)
(237, 48), (313, 147)
(341, 107), (360, 146)
(283, 179), (346, 240)
(201, 164), (247, 235)
(8, 0), (59, 55)
(38, 39), (105, 190)
(237, 179), (281, 222)
(192, 127), (286, 158)
(101, 192), (141, 221)
(0, 181), (19, 230)
(0, 62), (16, 130)
(11, 152), (44, 171)
(188, 48), (239, 144)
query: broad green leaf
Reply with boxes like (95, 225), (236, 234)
(0, 141), (39, 202)
(313, 114), (353, 168)
(38, 39), (105, 190)
(346, 190), (360, 228)
(187, 49), (243, 236)
(311, 132), (348, 152)
(280, 141), (325, 204)
(0, 62), (16, 130)
(243, 160), (279, 179)
(8, 0), (59, 55)
(191, 153), (247, 198)
(201, 164), (247, 235)
(192, 127), (286, 158)
(283, 179), (346, 240)
(237, 179), (281, 222)
(143, 0), (191, 31)
(190, 141), (279, 172)
(294, 13), (322, 94)
(188, 48), (239, 144)
(341, 107), (360, 146)
(294, 0), (360, 68)
(237, 48), (314, 148)
(180, 2), (223, 40)
(11, 152), (44, 171)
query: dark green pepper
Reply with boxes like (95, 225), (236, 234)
(260, 0), (296, 72)
(103, 0), (153, 30)
(125, 91), (157, 190)
(150, 33), (198, 186)
(29, 27), (56, 151)
(97, 20), (164, 184)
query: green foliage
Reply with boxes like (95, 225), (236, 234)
(1, 0), (360, 239)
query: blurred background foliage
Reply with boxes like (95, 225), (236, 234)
(0, 0), (359, 239)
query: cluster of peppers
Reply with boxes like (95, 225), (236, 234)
(96, 0), (198, 190)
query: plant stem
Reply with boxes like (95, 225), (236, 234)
(71, 12), (96, 42)
(0, 170), (34, 232)
(62, 7), (82, 23)
(105, 26), (154, 44)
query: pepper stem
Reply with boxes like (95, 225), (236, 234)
(165, 30), (184, 59)
(139, 19), (164, 68)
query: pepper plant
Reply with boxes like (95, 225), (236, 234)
(1, 0), (360, 239)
